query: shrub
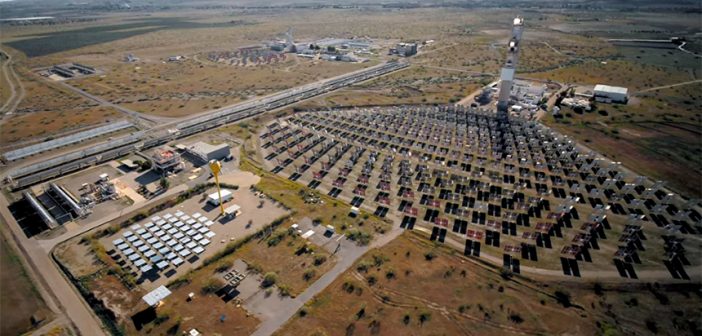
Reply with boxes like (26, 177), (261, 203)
(215, 260), (233, 273)
(509, 313), (524, 324)
(424, 251), (437, 261)
(356, 259), (373, 273)
(645, 319), (658, 334)
(347, 229), (372, 245)
(313, 255), (327, 266)
(278, 284), (291, 297)
(262, 272), (278, 287)
(154, 311), (171, 325)
(385, 269), (396, 279)
(372, 254), (387, 267)
(367, 275), (377, 286)
(419, 311), (431, 324)
(267, 228), (287, 247)
(554, 290), (571, 307)
(303, 269), (316, 281)
(201, 278), (224, 295)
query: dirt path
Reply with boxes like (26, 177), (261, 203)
(250, 225), (405, 336)
(635, 79), (702, 94)
(0, 47), (25, 118)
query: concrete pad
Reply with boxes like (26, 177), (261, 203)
(218, 171), (261, 189)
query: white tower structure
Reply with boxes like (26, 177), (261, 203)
(497, 17), (524, 114)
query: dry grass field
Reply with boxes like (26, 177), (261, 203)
(0, 233), (51, 336)
(70, 57), (373, 117)
(530, 60), (693, 90)
(277, 232), (702, 336)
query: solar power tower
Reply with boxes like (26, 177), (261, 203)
(496, 17), (525, 115)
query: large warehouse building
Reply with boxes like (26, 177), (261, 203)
(186, 142), (231, 163)
(594, 84), (628, 103)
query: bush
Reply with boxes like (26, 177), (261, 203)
(298, 307), (308, 317)
(313, 255), (328, 266)
(645, 319), (658, 334)
(372, 254), (387, 267)
(262, 272), (278, 287)
(509, 313), (524, 324)
(419, 311), (431, 324)
(303, 269), (316, 281)
(367, 275), (377, 286)
(554, 290), (571, 307)
(356, 259), (373, 273)
(424, 251), (437, 261)
(385, 269), (396, 279)
(201, 278), (224, 294)
(140, 160), (152, 171)
(215, 260), (233, 273)
(278, 284), (291, 297)
(346, 229), (372, 246)
(267, 229), (287, 247)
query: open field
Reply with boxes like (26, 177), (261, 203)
(278, 232), (702, 336)
(0, 232), (51, 335)
(0, 64), (122, 144)
(70, 56), (374, 117)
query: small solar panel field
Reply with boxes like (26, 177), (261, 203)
(109, 210), (216, 282)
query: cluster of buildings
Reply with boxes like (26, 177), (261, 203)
(294, 37), (373, 63)
(389, 42), (418, 57)
(40, 63), (96, 80)
(151, 141), (231, 175)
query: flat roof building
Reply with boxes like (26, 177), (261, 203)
(186, 142), (230, 163)
(594, 84), (628, 103)
(207, 189), (233, 206)
(151, 148), (182, 173)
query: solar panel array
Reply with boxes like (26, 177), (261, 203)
(112, 211), (216, 275)
(4, 121), (133, 161)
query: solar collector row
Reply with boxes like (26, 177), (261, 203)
(3, 121), (133, 161)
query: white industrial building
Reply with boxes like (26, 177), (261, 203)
(207, 189), (233, 206)
(186, 142), (231, 163)
(594, 84), (628, 103)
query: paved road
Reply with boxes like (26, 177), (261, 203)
(250, 225), (404, 336)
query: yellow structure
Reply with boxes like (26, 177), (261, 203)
(208, 159), (225, 216)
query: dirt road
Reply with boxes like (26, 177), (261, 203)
(250, 225), (405, 336)
(0, 47), (25, 117)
